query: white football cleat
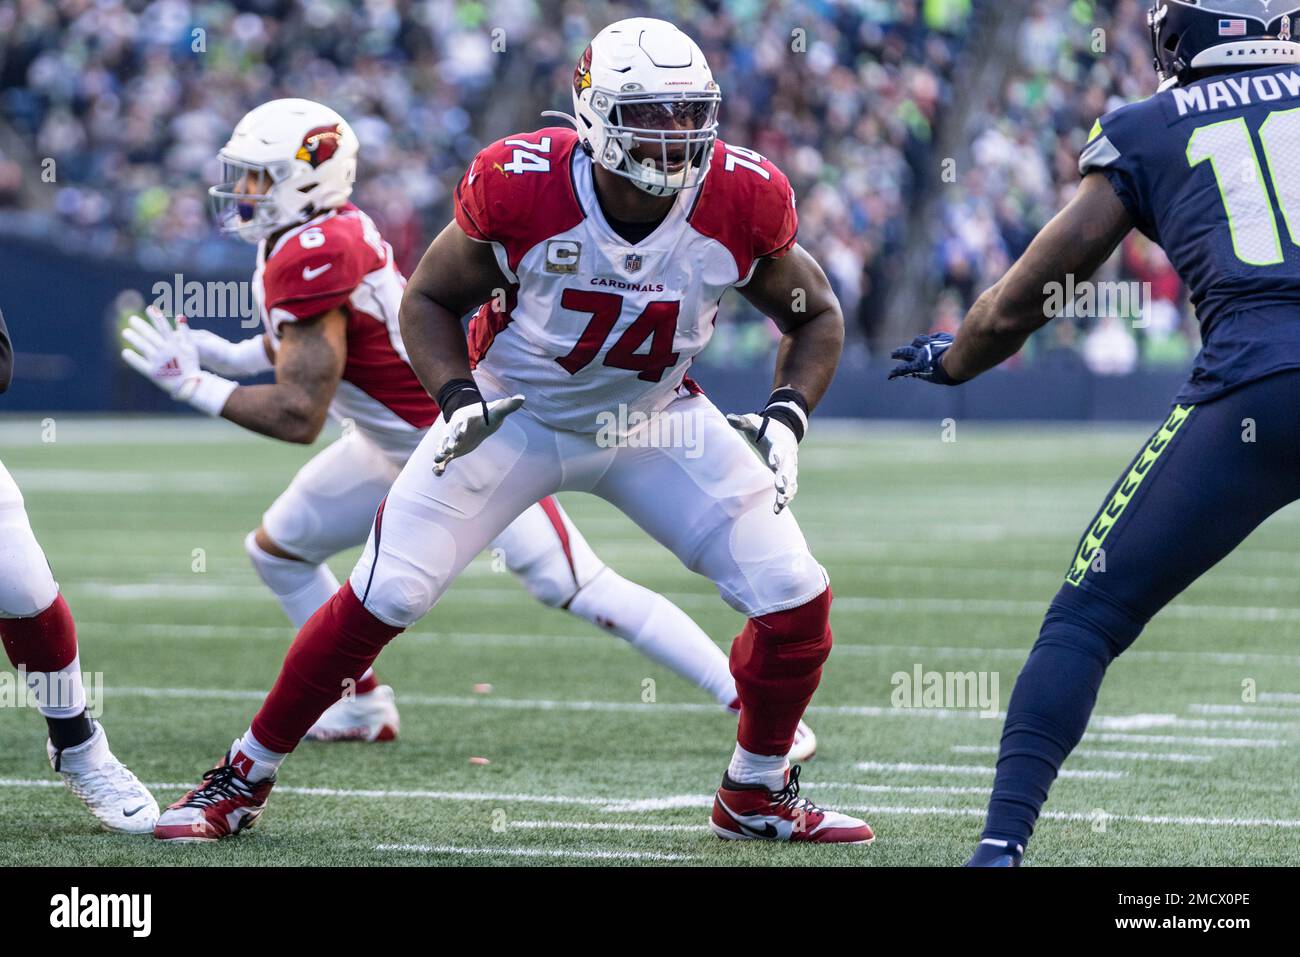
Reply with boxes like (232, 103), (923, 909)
(789, 719), (818, 763)
(48, 723), (159, 835)
(304, 685), (399, 742)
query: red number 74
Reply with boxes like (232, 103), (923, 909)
(555, 289), (680, 383)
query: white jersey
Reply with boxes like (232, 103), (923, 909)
(252, 204), (438, 458)
(454, 128), (798, 432)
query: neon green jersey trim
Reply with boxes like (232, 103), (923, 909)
(1065, 404), (1194, 586)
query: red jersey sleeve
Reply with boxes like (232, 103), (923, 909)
(453, 128), (585, 274)
(263, 213), (380, 328)
(689, 141), (799, 283)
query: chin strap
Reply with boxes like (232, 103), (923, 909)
(541, 110), (580, 129)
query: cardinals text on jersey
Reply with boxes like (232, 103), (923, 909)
(454, 128), (798, 432)
(253, 203), (438, 454)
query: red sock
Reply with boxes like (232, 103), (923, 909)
(354, 671), (379, 696)
(250, 582), (403, 754)
(0, 594), (77, 671)
(729, 588), (832, 755)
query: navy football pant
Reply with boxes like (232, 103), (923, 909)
(983, 369), (1300, 847)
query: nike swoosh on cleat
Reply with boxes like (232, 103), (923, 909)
(737, 819), (778, 839)
(123, 804), (148, 817)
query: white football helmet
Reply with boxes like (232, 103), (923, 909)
(559, 18), (720, 196)
(209, 98), (359, 243)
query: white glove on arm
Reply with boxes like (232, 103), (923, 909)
(120, 306), (238, 416)
(727, 387), (810, 514)
(190, 328), (274, 378)
(430, 378), (525, 477)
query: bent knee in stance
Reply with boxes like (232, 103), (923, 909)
(0, 502), (58, 619)
(249, 526), (308, 562)
(1036, 581), (1147, 665)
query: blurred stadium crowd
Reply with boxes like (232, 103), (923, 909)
(0, 0), (1189, 372)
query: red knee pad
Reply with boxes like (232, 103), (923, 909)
(252, 582), (403, 754)
(0, 594), (77, 672)
(730, 588), (832, 755)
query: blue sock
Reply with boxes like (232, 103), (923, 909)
(982, 593), (1126, 847)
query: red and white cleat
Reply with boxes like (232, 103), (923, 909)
(710, 765), (874, 844)
(153, 748), (274, 843)
(304, 685), (399, 743)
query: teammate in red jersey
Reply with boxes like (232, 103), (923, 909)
(153, 21), (867, 845)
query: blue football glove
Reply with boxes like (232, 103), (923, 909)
(888, 332), (965, 385)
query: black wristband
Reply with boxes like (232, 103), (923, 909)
(929, 353), (965, 386)
(758, 387), (810, 443)
(435, 378), (485, 422)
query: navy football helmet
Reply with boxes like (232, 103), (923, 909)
(1149, 1), (1300, 87)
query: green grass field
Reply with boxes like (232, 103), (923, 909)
(2, 414), (1298, 867)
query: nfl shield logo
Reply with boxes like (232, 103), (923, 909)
(624, 253), (642, 272)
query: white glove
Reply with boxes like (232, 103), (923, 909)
(727, 412), (800, 514)
(120, 306), (238, 415)
(432, 393), (526, 476)
(190, 328), (274, 378)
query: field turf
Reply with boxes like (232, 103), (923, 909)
(2, 415), (1298, 866)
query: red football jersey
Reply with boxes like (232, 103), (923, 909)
(453, 128), (798, 431)
(254, 204), (438, 448)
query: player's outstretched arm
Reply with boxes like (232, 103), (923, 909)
(218, 310), (347, 443)
(0, 306), (13, 394)
(896, 174), (1132, 385)
(731, 244), (845, 512)
(121, 303), (345, 442)
(737, 243), (844, 409)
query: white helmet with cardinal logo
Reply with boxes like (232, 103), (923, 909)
(209, 98), (359, 242)
(561, 18), (721, 197)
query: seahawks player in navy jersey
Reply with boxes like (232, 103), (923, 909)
(891, 0), (1300, 866)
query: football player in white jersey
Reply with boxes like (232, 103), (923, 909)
(120, 99), (811, 755)
(155, 21), (870, 845)
(0, 308), (159, 834)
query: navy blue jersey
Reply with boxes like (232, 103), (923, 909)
(1081, 64), (1300, 403)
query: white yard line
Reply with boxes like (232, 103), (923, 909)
(1188, 703), (1300, 717)
(511, 820), (707, 833)
(5, 778), (1298, 831)
(374, 843), (698, 861)
(68, 617), (1300, 670)
(69, 580), (1300, 629)
(1083, 731), (1286, 748)
(854, 761), (1123, 780)
(951, 744), (1211, 764)
(830, 643), (1300, 668)
(1261, 692), (1300, 704)
(83, 686), (1300, 737)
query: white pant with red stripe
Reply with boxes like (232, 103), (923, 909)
(348, 386), (828, 628)
(0, 459), (59, 618)
(260, 427), (604, 611)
